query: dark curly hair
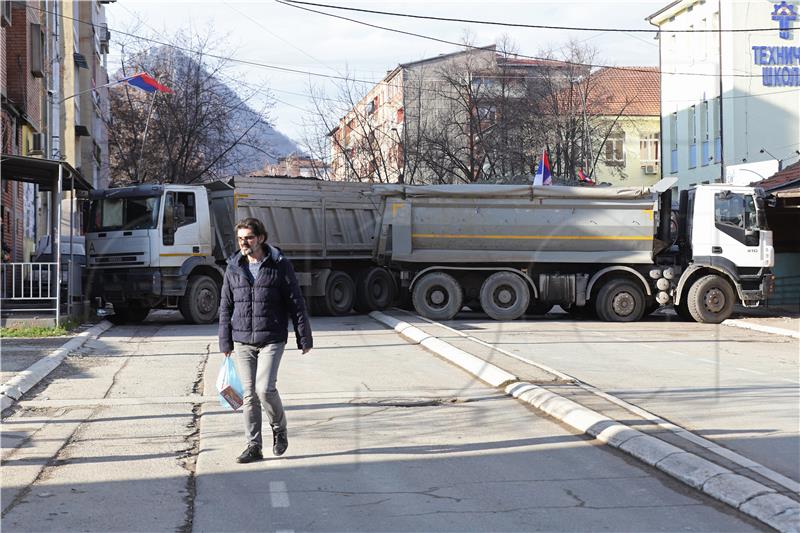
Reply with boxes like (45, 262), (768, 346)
(234, 217), (268, 240)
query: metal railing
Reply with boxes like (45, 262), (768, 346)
(0, 262), (60, 323)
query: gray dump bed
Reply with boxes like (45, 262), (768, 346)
(226, 176), (382, 261)
(373, 182), (664, 265)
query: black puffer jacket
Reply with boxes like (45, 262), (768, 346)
(218, 245), (312, 353)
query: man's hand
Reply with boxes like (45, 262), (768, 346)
(302, 348), (311, 355)
(223, 351), (231, 358)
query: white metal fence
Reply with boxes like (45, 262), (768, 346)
(0, 262), (60, 323)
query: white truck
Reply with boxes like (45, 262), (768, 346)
(85, 176), (774, 324)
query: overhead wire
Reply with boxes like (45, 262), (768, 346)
(279, 0), (780, 34)
(273, 0), (766, 79)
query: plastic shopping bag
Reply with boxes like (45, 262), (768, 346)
(216, 356), (244, 410)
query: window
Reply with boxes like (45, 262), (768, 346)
(396, 107), (404, 124)
(477, 105), (496, 122)
(715, 192), (760, 246)
(670, 112), (678, 173)
(712, 96), (721, 161)
(604, 132), (625, 166)
(30, 23), (44, 78)
(640, 133), (660, 164)
(688, 105), (697, 168)
(701, 100), (709, 166)
(174, 192), (196, 227)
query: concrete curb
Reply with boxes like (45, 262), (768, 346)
(0, 320), (114, 412)
(723, 319), (800, 339)
(370, 311), (800, 533)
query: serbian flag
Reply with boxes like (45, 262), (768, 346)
(578, 167), (595, 185)
(123, 73), (173, 94)
(533, 149), (552, 186)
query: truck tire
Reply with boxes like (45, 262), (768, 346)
(412, 272), (463, 321)
(354, 267), (395, 313)
(317, 270), (355, 316)
(596, 279), (645, 322)
(479, 272), (530, 321)
(179, 275), (220, 324)
(109, 304), (150, 325)
(686, 274), (735, 324)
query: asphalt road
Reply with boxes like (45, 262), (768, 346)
(417, 308), (800, 486)
(0, 312), (767, 532)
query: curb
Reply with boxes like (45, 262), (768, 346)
(0, 320), (114, 412)
(370, 311), (800, 533)
(723, 319), (800, 339)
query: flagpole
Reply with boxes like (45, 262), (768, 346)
(58, 79), (125, 103)
(136, 91), (158, 181)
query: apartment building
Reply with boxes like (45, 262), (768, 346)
(1, 0), (112, 261)
(648, 0), (800, 190)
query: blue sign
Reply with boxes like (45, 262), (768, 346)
(772, 1), (797, 40)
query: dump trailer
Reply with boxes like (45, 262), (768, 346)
(85, 176), (384, 324)
(370, 177), (775, 323)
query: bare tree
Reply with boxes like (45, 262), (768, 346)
(106, 28), (275, 185)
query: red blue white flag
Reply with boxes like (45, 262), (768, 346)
(122, 73), (173, 94)
(578, 167), (595, 185)
(533, 149), (552, 186)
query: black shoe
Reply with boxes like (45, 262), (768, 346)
(236, 445), (263, 464)
(272, 429), (288, 457)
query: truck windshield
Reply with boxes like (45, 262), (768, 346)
(89, 197), (161, 231)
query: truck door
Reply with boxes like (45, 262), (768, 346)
(710, 191), (762, 268)
(162, 191), (200, 267)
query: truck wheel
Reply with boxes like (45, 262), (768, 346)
(354, 267), (395, 313)
(596, 279), (645, 322)
(317, 270), (355, 316)
(109, 304), (150, 325)
(179, 275), (220, 324)
(412, 272), (463, 321)
(686, 274), (735, 324)
(479, 272), (530, 321)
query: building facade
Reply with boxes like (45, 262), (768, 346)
(649, 0), (800, 190)
(587, 67), (661, 187)
(1, 0), (112, 262)
(257, 154), (329, 179)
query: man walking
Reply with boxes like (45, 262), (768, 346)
(219, 217), (313, 464)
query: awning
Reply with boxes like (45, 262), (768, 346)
(0, 154), (93, 191)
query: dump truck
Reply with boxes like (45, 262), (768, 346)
(370, 177), (774, 323)
(85, 177), (383, 324)
(85, 176), (774, 325)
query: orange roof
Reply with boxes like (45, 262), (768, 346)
(754, 160), (800, 191)
(586, 67), (660, 116)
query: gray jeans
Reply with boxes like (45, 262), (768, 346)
(233, 342), (286, 448)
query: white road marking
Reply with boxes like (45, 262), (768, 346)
(668, 350), (686, 356)
(779, 378), (800, 385)
(697, 358), (716, 364)
(270, 481), (290, 508)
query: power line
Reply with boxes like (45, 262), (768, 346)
(273, 0), (764, 79)
(28, 3), (792, 108)
(280, 0), (779, 34)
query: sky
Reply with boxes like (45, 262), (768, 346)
(106, 1), (666, 148)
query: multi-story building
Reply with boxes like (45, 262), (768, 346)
(257, 154), (329, 179)
(648, 0), (800, 190)
(1, 0), (112, 262)
(331, 45), (578, 184)
(330, 44), (659, 185)
(587, 67), (661, 187)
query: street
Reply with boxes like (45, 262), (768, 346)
(1, 310), (797, 532)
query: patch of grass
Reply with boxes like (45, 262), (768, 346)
(1, 319), (79, 338)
